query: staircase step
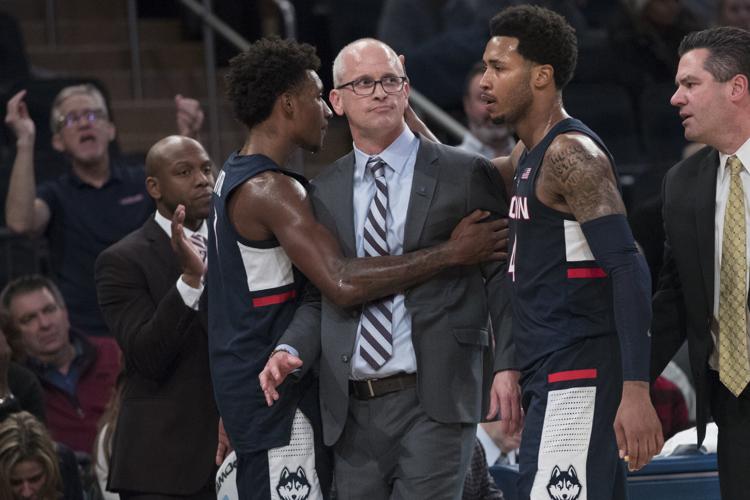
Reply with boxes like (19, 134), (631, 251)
(79, 68), (214, 101)
(27, 43), (204, 72)
(3, 0), (127, 21)
(21, 19), (184, 45)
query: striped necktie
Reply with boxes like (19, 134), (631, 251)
(359, 157), (393, 370)
(719, 155), (750, 396)
(190, 232), (207, 262)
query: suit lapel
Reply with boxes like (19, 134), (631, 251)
(328, 153), (357, 257)
(404, 138), (438, 252)
(143, 216), (180, 280)
(694, 149), (719, 313)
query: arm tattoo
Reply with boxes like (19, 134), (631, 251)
(545, 139), (625, 223)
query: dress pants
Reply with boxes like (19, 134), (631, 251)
(709, 370), (750, 500)
(333, 386), (475, 500)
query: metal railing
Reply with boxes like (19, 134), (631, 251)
(120, 0), (467, 160)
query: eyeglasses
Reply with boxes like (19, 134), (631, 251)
(56, 109), (107, 130)
(336, 76), (408, 96)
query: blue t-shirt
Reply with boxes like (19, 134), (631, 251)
(38, 161), (153, 336)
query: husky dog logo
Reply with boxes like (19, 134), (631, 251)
(276, 466), (311, 500)
(546, 465), (582, 500)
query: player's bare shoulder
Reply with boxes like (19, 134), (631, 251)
(537, 132), (624, 222)
(491, 141), (525, 194)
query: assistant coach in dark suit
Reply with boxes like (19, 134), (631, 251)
(261, 39), (520, 499)
(651, 27), (750, 500)
(95, 136), (219, 499)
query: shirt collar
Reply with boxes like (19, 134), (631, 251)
(718, 136), (750, 178)
(154, 210), (208, 240)
(353, 126), (417, 178)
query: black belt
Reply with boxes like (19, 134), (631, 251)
(349, 373), (417, 400)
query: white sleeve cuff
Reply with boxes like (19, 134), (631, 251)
(274, 344), (299, 357)
(177, 276), (204, 310)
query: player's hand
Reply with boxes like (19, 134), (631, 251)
(614, 381), (664, 472)
(5, 90), (35, 147)
(448, 210), (508, 265)
(487, 369), (523, 435)
(171, 204), (206, 288)
(175, 94), (204, 139)
(215, 418), (233, 466)
(259, 351), (303, 406)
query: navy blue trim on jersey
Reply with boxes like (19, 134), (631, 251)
(208, 152), (314, 454)
(508, 118), (619, 373)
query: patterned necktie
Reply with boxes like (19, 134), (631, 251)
(190, 232), (207, 262)
(719, 155), (750, 396)
(359, 157), (394, 370)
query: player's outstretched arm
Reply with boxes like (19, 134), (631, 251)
(231, 172), (507, 308)
(543, 133), (663, 470)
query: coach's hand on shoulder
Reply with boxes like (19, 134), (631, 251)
(448, 210), (509, 265)
(614, 381), (664, 472)
(487, 369), (523, 435)
(259, 350), (303, 406)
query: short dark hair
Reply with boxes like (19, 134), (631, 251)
(0, 274), (65, 315)
(489, 5), (577, 90)
(678, 26), (750, 83)
(225, 36), (320, 129)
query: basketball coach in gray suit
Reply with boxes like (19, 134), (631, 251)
(260, 38), (520, 499)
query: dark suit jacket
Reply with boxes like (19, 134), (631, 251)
(651, 145), (719, 446)
(281, 138), (514, 446)
(95, 216), (218, 495)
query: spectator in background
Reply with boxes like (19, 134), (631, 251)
(458, 62), (516, 159)
(0, 411), (83, 500)
(477, 421), (522, 467)
(3, 85), (203, 337)
(0, 327), (45, 424)
(716, 0), (750, 28)
(0, 275), (120, 455)
(462, 438), (505, 500)
(651, 375), (690, 440)
(95, 136), (219, 499)
(377, 0), (587, 111)
(608, 0), (705, 94)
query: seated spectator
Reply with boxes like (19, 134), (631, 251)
(1, 326), (45, 423)
(3, 86), (203, 337)
(92, 371), (122, 500)
(716, 0), (750, 29)
(463, 437), (505, 500)
(651, 375), (690, 440)
(477, 421), (522, 467)
(0, 411), (83, 500)
(0, 275), (120, 454)
(607, 0), (704, 93)
(458, 62), (516, 159)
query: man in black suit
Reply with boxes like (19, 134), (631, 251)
(652, 26), (750, 499)
(95, 135), (219, 499)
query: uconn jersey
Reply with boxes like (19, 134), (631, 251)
(508, 118), (619, 372)
(207, 153), (312, 455)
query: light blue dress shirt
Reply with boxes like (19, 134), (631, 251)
(350, 127), (419, 379)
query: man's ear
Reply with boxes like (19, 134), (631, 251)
(280, 91), (295, 117)
(51, 132), (65, 153)
(329, 89), (345, 116)
(145, 176), (160, 200)
(105, 121), (116, 142)
(533, 64), (554, 90)
(729, 73), (748, 102)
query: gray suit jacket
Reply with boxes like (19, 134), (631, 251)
(281, 138), (514, 446)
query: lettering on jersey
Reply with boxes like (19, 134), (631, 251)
(509, 195), (530, 220)
(521, 167), (532, 180)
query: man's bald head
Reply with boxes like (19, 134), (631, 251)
(332, 38), (403, 87)
(145, 135), (204, 178)
(144, 135), (214, 230)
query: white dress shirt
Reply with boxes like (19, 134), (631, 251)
(154, 211), (207, 310)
